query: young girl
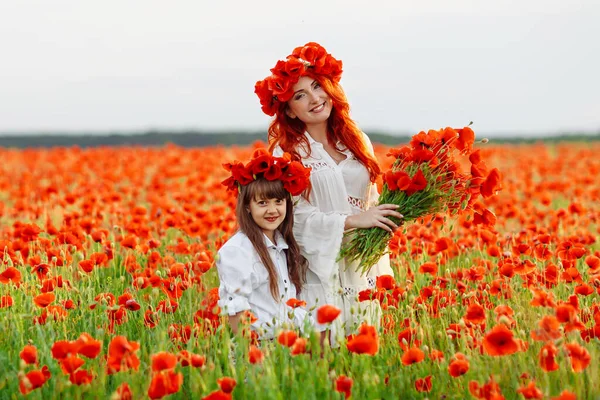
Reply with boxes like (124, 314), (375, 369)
(254, 42), (404, 338)
(216, 149), (313, 339)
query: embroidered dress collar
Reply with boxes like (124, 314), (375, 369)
(263, 230), (288, 252)
(303, 131), (352, 157)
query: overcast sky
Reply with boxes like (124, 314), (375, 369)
(1, 0), (598, 137)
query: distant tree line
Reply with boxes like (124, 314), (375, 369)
(0, 129), (598, 149)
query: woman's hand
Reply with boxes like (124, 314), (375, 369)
(344, 204), (404, 233)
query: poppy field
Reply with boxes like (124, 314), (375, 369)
(0, 140), (599, 399)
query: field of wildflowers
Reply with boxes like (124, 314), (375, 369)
(0, 141), (599, 399)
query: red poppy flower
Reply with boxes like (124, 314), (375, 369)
(120, 235), (138, 249)
(482, 324), (519, 356)
(564, 342), (591, 372)
(148, 370), (183, 399)
(531, 315), (562, 342)
(480, 168), (502, 198)
(0, 295), (13, 308)
(414, 375), (432, 392)
(202, 391), (232, 400)
(63, 299), (76, 310)
(248, 345), (264, 365)
(574, 284), (594, 296)
(152, 351), (178, 372)
(248, 153), (274, 176)
(178, 350), (206, 368)
(347, 324), (379, 355)
(516, 381), (544, 399)
(316, 304), (341, 324)
(401, 346), (425, 365)
(448, 353), (469, 377)
(60, 355), (85, 374)
(52, 340), (76, 360)
(20, 345), (38, 365)
(31, 263), (50, 280)
(0, 266), (22, 284)
(376, 275), (396, 290)
(585, 255), (600, 270)
(217, 377), (236, 394)
(290, 338), (307, 356)
(455, 126), (475, 153)
(76, 333), (102, 359)
(286, 298), (306, 308)
(539, 343), (559, 372)
(464, 303), (486, 325)
(107, 336), (141, 374)
(112, 382), (132, 400)
(397, 328), (420, 351)
(410, 131), (436, 150)
(19, 365), (51, 394)
(145, 309), (159, 328)
(551, 390), (577, 400)
(278, 330), (298, 347)
(33, 292), (55, 308)
(469, 376), (503, 400)
(335, 375), (353, 399)
(69, 369), (94, 385)
(530, 288), (557, 308)
(358, 289), (374, 302)
(79, 259), (95, 273)
(405, 169), (428, 196)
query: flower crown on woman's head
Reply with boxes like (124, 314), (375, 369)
(254, 42), (343, 116)
(221, 148), (311, 196)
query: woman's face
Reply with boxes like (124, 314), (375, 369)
(286, 76), (332, 128)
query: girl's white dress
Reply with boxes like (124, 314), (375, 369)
(274, 132), (394, 337)
(216, 230), (312, 339)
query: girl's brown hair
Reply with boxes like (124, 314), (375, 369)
(236, 178), (308, 300)
(267, 74), (381, 182)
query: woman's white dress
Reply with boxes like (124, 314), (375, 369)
(274, 131), (394, 337)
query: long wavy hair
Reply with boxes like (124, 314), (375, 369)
(236, 178), (308, 300)
(267, 74), (381, 182)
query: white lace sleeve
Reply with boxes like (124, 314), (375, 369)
(293, 195), (348, 257)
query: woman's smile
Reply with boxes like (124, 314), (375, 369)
(310, 102), (326, 113)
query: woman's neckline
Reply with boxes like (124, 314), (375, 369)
(305, 131), (349, 166)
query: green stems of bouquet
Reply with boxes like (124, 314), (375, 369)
(338, 164), (465, 276)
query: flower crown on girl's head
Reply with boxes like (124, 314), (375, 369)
(221, 148), (311, 196)
(254, 42), (343, 116)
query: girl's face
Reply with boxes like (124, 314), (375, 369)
(248, 196), (287, 240)
(286, 76), (332, 128)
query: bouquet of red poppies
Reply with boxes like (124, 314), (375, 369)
(338, 124), (502, 275)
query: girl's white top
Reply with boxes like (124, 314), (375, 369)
(216, 230), (312, 338)
(273, 131), (394, 335)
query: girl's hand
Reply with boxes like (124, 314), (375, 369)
(344, 204), (404, 233)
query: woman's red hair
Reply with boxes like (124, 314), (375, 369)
(267, 75), (381, 182)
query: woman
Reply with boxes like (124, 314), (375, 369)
(254, 42), (403, 338)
